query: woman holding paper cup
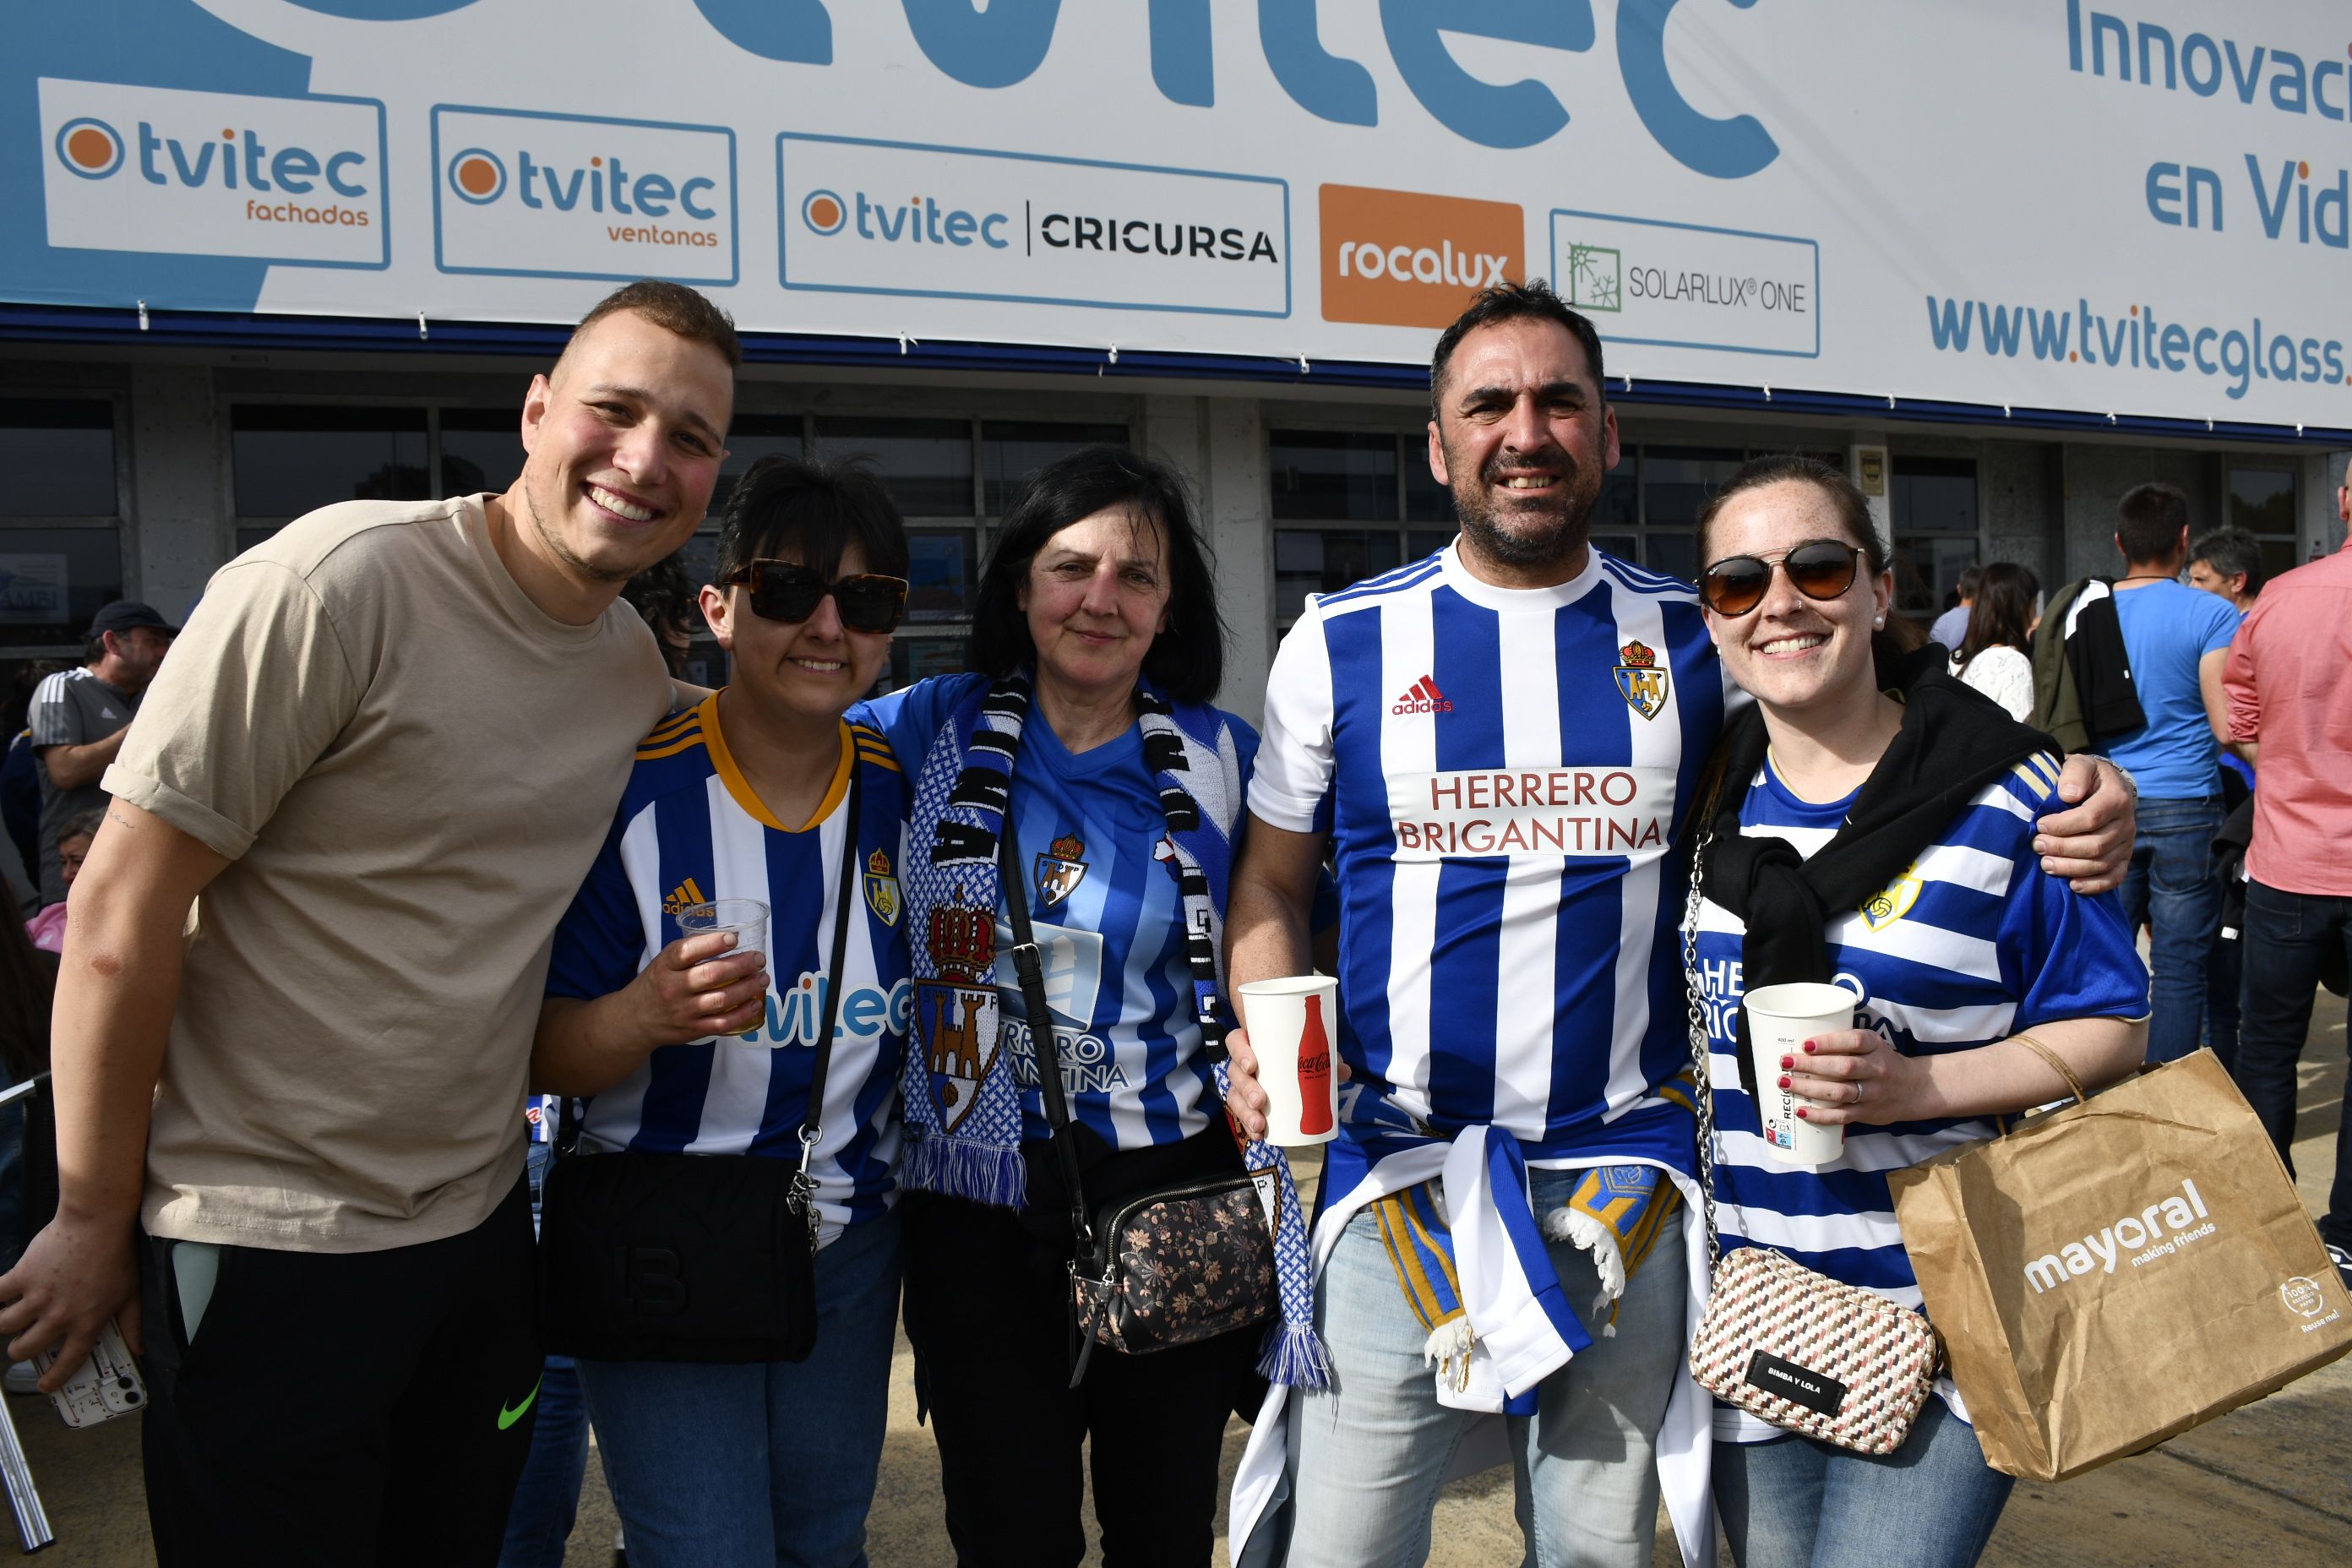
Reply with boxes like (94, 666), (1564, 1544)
(1686, 455), (2148, 1568)
(859, 444), (1322, 1567)
(529, 455), (915, 1567)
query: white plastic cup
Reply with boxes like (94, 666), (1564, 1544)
(1238, 976), (1341, 1147)
(1740, 982), (1857, 1167)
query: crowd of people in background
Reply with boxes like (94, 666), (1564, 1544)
(0, 270), (2345, 1568)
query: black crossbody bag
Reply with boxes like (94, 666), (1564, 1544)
(995, 819), (1275, 1385)
(538, 766), (862, 1364)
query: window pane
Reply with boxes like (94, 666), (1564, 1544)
(1596, 467), (1636, 531)
(2228, 467), (2296, 535)
(2258, 536), (2301, 588)
(710, 415), (806, 515)
(1591, 534), (1637, 565)
(0, 528), (124, 648)
(1406, 529), (1452, 561)
(1404, 448), (1452, 523)
(1891, 455), (1978, 533)
(0, 400), (115, 516)
(1893, 536), (1977, 618)
(891, 638), (971, 689)
(1275, 529), (1402, 623)
(982, 422), (1127, 514)
(438, 407), (525, 497)
(675, 533), (723, 595)
(1642, 447), (1742, 528)
(1646, 531), (1697, 582)
(1270, 432), (1396, 521)
(906, 528), (978, 623)
(232, 406), (428, 518)
(815, 416), (972, 515)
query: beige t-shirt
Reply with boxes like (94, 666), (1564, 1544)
(106, 496), (672, 1252)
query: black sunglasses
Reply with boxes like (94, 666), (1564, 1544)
(721, 559), (909, 634)
(1698, 540), (1869, 618)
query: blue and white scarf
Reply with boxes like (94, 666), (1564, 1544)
(898, 672), (1330, 1388)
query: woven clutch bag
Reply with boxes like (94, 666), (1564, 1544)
(1688, 1245), (1941, 1455)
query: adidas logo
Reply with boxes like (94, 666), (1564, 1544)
(1391, 675), (1452, 716)
(662, 875), (711, 921)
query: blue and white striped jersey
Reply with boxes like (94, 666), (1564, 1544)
(861, 673), (1259, 1151)
(545, 695), (912, 1245)
(1250, 543), (1727, 1151)
(1690, 750), (2148, 1438)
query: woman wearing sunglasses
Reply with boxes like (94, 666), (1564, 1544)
(529, 455), (916, 1567)
(858, 444), (1313, 1567)
(1686, 456), (2147, 1568)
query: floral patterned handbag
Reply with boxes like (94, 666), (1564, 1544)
(996, 823), (1276, 1382)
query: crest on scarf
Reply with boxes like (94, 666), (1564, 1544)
(1859, 867), (1924, 931)
(1034, 832), (1087, 906)
(863, 848), (901, 927)
(921, 896), (1001, 1130)
(1614, 640), (1669, 721)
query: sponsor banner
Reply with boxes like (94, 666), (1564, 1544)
(431, 106), (737, 284)
(9, 3), (2352, 427)
(1551, 211), (1820, 360)
(1320, 183), (1521, 329)
(778, 134), (1288, 317)
(1386, 765), (1676, 863)
(37, 78), (386, 269)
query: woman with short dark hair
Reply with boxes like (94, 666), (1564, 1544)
(860, 444), (1319, 1567)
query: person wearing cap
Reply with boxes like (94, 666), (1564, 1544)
(26, 601), (175, 906)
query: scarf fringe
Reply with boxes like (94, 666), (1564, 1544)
(899, 1130), (1027, 1211)
(1256, 1319), (1334, 1391)
(1543, 1201), (1629, 1338)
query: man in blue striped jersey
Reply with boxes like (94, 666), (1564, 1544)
(1222, 281), (2134, 1568)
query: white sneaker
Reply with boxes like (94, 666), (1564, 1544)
(3, 1362), (40, 1396)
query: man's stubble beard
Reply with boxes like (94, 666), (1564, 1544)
(1446, 447), (1600, 574)
(523, 471), (641, 587)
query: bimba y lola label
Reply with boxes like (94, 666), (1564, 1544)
(1745, 1350), (1848, 1417)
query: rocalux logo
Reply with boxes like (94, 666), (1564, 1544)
(2023, 1179), (2212, 1294)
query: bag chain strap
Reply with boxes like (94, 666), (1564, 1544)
(790, 754), (865, 1244)
(1680, 825), (1723, 1274)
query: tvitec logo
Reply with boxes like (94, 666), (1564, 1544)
(781, 134), (1289, 319)
(432, 107), (738, 285)
(36, 79), (387, 268)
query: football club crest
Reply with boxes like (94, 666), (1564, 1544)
(1614, 640), (1669, 721)
(915, 979), (999, 1130)
(1859, 867), (1923, 931)
(1034, 832), (1088, 906)
(863, 847), (901, 927)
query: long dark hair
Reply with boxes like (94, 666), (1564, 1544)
(971, 445), (1225, 704)
(1956, 562), (2039, 669)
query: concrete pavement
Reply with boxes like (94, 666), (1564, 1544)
(7, 993), (2347, 1565)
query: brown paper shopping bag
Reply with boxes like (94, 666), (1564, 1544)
(1888, 1049), (2352, 1482)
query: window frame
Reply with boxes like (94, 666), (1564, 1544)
(0, 388), (133, 658)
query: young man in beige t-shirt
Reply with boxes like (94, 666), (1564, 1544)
(0, 280), (760, 1566)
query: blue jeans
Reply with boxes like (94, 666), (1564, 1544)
(2232, 879), (2352, 1253)
(1284, 1169), (1688, 1568)
(578, 1206), (902, 1568)
(2115, 794), (2222, 1064)
(1712, 1396), (2015, 1568)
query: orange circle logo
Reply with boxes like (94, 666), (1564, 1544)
(448, 149), (505, 204)
(802, 189), (847, 235)
(54, 117), (123, 179)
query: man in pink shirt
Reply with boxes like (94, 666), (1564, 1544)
(2223, 462), (2352, 1291)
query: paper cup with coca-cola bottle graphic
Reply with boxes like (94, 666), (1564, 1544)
(1239, 976), (1340, 1147)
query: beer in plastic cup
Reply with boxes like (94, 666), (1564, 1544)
(1238, 976), (1340, 1147)
(676, 898), (771, 1026)
(1740, 982), (1857, 1167)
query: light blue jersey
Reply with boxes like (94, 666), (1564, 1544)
(862, 673), (1260, 1149)
(1690, 750), (2148, 1438)
(546, 695), (912, 1245)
